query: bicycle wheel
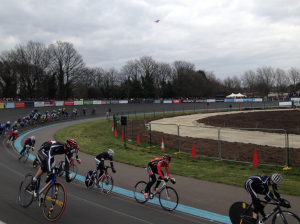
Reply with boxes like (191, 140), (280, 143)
(6, 140), (10, 147)
(229, 202), (253, 224)
(133, 181), (148, 203)
(100, 175), (113, 195)
(70, 164), (77, 181)
(159, 186), (178, 211)
(85, 171), (95, 189)
(57, 161), (65, 177)
(42, 182), (67, 222)
(22, 151), (29, 163)
(272, 211), (300, 224)
(18, 173), (34, 207)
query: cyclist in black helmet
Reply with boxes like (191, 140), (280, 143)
(244, 173), (290, 224)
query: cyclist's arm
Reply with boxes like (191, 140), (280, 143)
(165, 166), (171, 178)
(64, 153), (71, 174)
(109, 157), (114, 169)
(157, 163), (165, 179)
(264, 185), (279, 203)
(272, 185), (281, 199)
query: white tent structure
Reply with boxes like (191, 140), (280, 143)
(226, 93), (246, 98)
(236, 93), (246, 97)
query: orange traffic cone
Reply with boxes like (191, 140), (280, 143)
(137, 134), (140, 145)
(206, 109), (208, 113)
(191, 142), (196, 158)
(115, 128), (118, 137)
(129, 116), (131, 120)
(111, 124), (114, 133)
(161, 138), (165, 151)
(122, 130), (125, 140)
(145, 114), (147, 119)
(252, 148), (259, 167)
(240, 107), (242, 111)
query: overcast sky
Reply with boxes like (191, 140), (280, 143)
(0, 0), (299, 79)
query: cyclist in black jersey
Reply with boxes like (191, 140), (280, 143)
(244, 173), (289, 224)
(30, 139), (80, 191)
(92, 149), (116, 181)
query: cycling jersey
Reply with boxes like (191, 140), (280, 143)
(95, 152), (114, 170)
(24, 138), (36, 147)
(9, 131), (18, 139)
(148, 158), (170, 179)
(245, 174), (281, 203)
(2, 123), (11, 134)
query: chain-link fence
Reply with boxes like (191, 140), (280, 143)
(286, 130), (300, 167)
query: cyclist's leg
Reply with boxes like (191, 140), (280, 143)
(245, 180), (262, 223)
(145, 165), (156, 194)
(154, 170), (164, 189)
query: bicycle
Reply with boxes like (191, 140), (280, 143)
(133, 169), (178, 211)
(18, 145), (33, 163)
(229, 199), (300, 224)
(84, 166), (114, 195)
(6, 136), (16, 147)
(18, 167), (67, 221)
(57, 158), (79, 181)
(71, 112), (77, 119)
(90, 110), (96, 115)
(80, 110), (86, 116)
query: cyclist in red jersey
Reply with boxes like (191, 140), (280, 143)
(143, 154), (175, 200)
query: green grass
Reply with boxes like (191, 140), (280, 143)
(55, 115), (300, 197)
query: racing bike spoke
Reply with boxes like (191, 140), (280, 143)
(85, 171), (95, 189)
(100, 174), (113, 195)
(18, 174), (34, 207)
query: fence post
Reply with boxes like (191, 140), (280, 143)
(149, 123), (152, 146)
(178, 125), (180, 152)
(163, 108), (164, 118)
(194, 106), (195, 114)
(173, 108), (174, 115)
(135, 110), (137, 119)
(153, 109), (155, 118)
(131, 120), (133, 142)
(286, 131), (289, 167)
(183, 106), (184, 115)
(143, 110), (145, 119)
(218, 128), (222, 160)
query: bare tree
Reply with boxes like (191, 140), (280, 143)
(256, 66), (275, 96)
(172, 61), (195, 97)
(223, 75), (242, 95)
(241, 70), (257, 96)
(274, 68), (289, 95)
(288, 67), (300, 92)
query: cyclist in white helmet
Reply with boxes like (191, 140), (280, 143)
(244, 173), (289, 224)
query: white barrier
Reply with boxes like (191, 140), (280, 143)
(74, 101), (83, 105)
(119, 100), (128, 104)
(34, 102), (44, 107)
(279, 102), (292, 107)
(55, 101), (64, 106)
(93, 100), (102, 104)
(206, 99), (216, 103)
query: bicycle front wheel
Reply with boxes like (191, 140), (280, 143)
(272, 211), (300, 224)
(85, 171), (95, 189)
(133, 181), (148, 204)
(70, 164), (77, 181)
(43, 182), (67, 222)
(57, 161), (65, 177)
(22, 151), (29, 163)
(229, 202), (253, 224)
(159, 186), (178, 211)
(18, 173), (34, 207)
(100, 175), (113, 195)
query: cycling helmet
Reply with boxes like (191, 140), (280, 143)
(23, 117), (25, 119)
(163, 154), (171, 161)
(53, 110), (56, 113)
(31, 136), (35, 140)
(14, 130), (18, 134)
(7, 121), (10, 124)
(108, 149), (115, 157)
(47, 139), (52, 143)
(65, 139), (79, 151)
(271, 173), (283, 185)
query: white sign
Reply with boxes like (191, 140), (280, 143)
(93, 100), (102, 105)
(279, 102), (292, 107)
(234, 99), (243, 102)
(119, 100), (128, 104)
(206, 99), (216, 103)
(74, 101), (83, 105)
(163, 100), (172, 103)
(55, 101), (64, 106)
(253, 98), (263, 102)
(34, 102), (44, 107)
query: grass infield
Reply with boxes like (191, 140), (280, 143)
(55, 113), (300, 197)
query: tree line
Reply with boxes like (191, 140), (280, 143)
(0, 40), (299, 100)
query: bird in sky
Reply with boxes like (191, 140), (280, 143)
(154, 20), (160, 23)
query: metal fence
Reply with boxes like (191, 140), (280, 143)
(113, 109), (299, 167)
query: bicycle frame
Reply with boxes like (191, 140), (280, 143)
(35, 168), (58, 199)
(242, 200), (286, 223)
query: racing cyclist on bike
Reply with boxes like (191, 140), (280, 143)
(32, 139), (52, 168)
(245, 173), (290, 224)
(143, 154), (176, 200)
(30, 139), (80, 191)
(92, 149), (116, 187)
(19, 136), (36, 158)
(2, 121), (11, 135)
(8, 130), (18, 143)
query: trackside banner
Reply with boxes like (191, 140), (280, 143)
(15, 102), (25, 108)
(253, 98), (263, 102)
(5, 102), (15, 108)
(154, 100), (161, 103)
(101, 101), (107, 104)
(111, 100), (119, 104)
(64, 101), (74, 106)
(234, 99), (243, 102)
(119, 100), (128, 104)
(225, 99), (234, 102)
(83, 101), (93, 105)
(55, 101), (64, 106)
(0, 102), (4, 109)
(182, 100), (194, 103)
(215, 99), (224, 102)
(74, 101), (83, 105)
(172, 100), (181, 103)
(243, 99), (253, 102)
(163, 100), (172, 103)
(195, 99), (206, 103)
(45, 101), (55, 106)
(34, 102), (44, 107)
(206, 99), (216, 103)
(93, 100), (102, 104)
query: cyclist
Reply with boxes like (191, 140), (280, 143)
(0, 124), (4, 135)
(82, 108), (86, 115)
(30, 139), (80, 190)
(73, 108), (77, 117)
(2, 121), (11, 135)
(33, 139), (52, 168)
(92, 149), (116, 187)
(91, 108), (96, 115)
(143, 154), (175, 200)
(8, 130), (18, 143)
(245, 173), (290, 224)
(64, 111), (69, 119)
(19, 136), (36, 158)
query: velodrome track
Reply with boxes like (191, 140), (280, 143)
(0, 102), (299, 223)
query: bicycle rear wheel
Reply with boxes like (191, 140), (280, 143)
(18, 173), (34, 207)
(272, 211), (300, 224)
(100, 175), (113, 195)
(133, 181), (148, 203)
(229, 202), (253, 224)
(22, 151), (29, 163)
(42, 182), (67, 221)
(70, 164), (77, 181)
(85, 171), (95, 189)
(159, 186), (178, 211)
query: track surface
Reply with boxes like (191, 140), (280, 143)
(0, 102), (299, 224)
